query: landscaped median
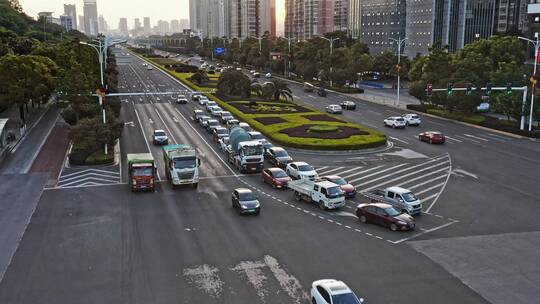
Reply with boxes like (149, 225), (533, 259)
(135, 53), (387, 150)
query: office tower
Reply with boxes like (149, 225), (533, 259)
(60, 14), (74, 31)
(360, 0), (406, 54)
(230, 0), (275, 39)
(98, 15), (108, 34)
(143, 17), (151, 35)
(63, 4), (77, 30)
(285, 0), (336, 40)
(157, 20), (170, 35)
(179, 18), (190, 30)
(83, 0), (99, 36)
(78, 15), (85, 33)
(334, 0), (349, 32)
(497, 0), (528, 34)
(189, 0), (203, 34)
(349, 0), (361, 38)
(119, 18), (129, 37)
(134, 18), (142, 30)
(171, 19), (180, 32)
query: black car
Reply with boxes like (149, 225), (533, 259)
(317, 88), (328, 97)
(264, 147), (293, 169)
(340, 100), (356, 110)
(232, 188), (260, 215)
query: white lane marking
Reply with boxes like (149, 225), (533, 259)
(356, 155), (449, 187)
(58, 168), (120, 178)
(336, 167), (362, 176)
(315, 166), (329, 172)
(230, 260), (268, 302)
(348, 164), (408, 184)
(390, 136), (410, 145)
(57, 176), (120, 187)
(445, 136), (462, 143)
(464, 134), (489, 142)
(420, 192), (439, 202)
(317, 167), (345, 175)
(183, 265), (223, 299)
(133, 106), (161, 180)
(426, 154), (453, 212)
(367, 110), (382, 115)
(487, 133), (508, 141)
(343, 165), (385, 180)
(403, 174), (447, 191)
(264, 255), (310, 304)
(413, 182), (445, 196)
(455, 134), (480, 143)
(390, 220), (458, 244)
(360, 160), (450, 191)
(58, 172), (120, 184)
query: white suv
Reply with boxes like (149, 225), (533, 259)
(384, 116), (406, 128)
(286, 162), (318, 180)
(326, 104), (343, 114)
(403, 113), (421, 126)
(311, 279), (364, 304)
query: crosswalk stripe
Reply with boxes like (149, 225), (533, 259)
(414, 182), (446, 196)
(359, 160), (450, 191)
(58, 177), (119, 187)
(335, 167), (362, 176)
(355, 156), (449, 187)
(445, 136), (462, 143)
(316, 166), (329, 172)
(464, 134), (489, 142)
(58, 172), (120, 183)
(419, 192), (439, 202)
(317, 167), (345, 176)
(456, 135), (480, 143)
(348, 164), (408, 184)
(59, 168), (120, 178)
(343, 165), (385, 180)
(400, 171), (447, 190)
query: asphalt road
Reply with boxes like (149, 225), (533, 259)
(1, 47), (539, 304)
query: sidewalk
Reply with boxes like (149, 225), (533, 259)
(0, 106), (62, 174)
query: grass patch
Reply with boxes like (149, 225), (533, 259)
(85, 149), (115, 165)
(426, 109), (486, 124)
(136, 57), (387, 150)
(308, 125), (339, 133)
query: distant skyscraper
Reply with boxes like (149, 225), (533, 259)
(119, 18), (129, 37)
(157, 20), (170, 35)
(63, 4), (77, 30)
(60, 14), (74, 31)
(98, 15), (108, 34)
(143, 17), (151, 35)
(285, 0), (335, 40)
(334, 0), (349, 32)
(134, 18), (142, 29)
(179, 18), (189, 30)
(83, 0), (99, 36)
(231, 0), (275, 38)
(360, 0), (406, 54)
(171, 19), (180, 33)
(78, 15), (85, 33)
(348, 0), (361, 38)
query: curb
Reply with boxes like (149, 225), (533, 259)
(8, 106), (52, 154)
(286, 141), (393, 156)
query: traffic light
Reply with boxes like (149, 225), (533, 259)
(486, 83), (492, 96)
(426, 83), (433, 97)
(447, 83), (454, 96)
(466, 84), (473, 96)
(506, 82), (513, 96)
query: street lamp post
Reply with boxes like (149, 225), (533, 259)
(253, 36), (264, 55)
(518, 34), (539, 131)
(284, 37), (293, 77)
(321, 37), (339, 87)
(389, 36), (408, 107)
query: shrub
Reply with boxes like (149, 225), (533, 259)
(308, 125), (339, 133)
(426, 109), (486, 124)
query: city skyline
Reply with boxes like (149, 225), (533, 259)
(18, 0), (286, 33)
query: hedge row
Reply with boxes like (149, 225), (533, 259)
(407, 104), (540, 138)
(140, 57), (387, 150)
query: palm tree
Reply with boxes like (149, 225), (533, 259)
(190, 70), (209, 85)
(265, 79), (293, 102)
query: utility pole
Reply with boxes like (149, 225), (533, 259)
(321, 37), (339, 87)
(284, 37), (293, 77)
(389, 36), (408, 107)
(519, 34), (539, 131)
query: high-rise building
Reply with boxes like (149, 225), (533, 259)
(98, 15), (108, 34)
(179, 18), (190, 30)
(189, 0), (203, 35)
(119, 18), (129, 37)
(230, 0), (275, 39)
(497, 0), (528, 34)
(60, 14), (74, 31)
(134, 18), (142, 30)
(143, 17), (151, 35)
(78, 15), (85, 33)
(37, 12), (54, 23)
(83, 0), (99, 36)
(171, 19), (180, 33)
(360, 0), (406, 54)
(63, 4), (77, 30)
(349, 0), (361, 38)
(284, 0), (336, 40)
(334, 0), (349, 32)
(157, 20), (170, 35)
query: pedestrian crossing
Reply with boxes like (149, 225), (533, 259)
(388, 132), (512, 146)
(313, 154), (451, 205)
(56, 167), (121, 188)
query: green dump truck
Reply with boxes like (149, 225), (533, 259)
(127, 153), (156, 192)
(163, 144), (201, 188)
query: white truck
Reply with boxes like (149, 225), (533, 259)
(288, 179), (345, 210)
(226, 126), (264, 173)
(359, 186), (423, 216)
(163, 144), (201, 188)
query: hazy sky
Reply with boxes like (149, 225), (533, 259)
(19, 0), (285, 33)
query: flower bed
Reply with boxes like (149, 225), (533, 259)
(227, 101), (312, 114)
(304, 114), (346, 123)
(282, 125), (366, 139)
(254, 117), (287, 125)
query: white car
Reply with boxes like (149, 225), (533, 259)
(248, 131), (265, 142)
(311, 279), (364, 304)
(286, 162), (318, 180)
(206, 101), (218, 111)
(198, 97), (210, 105)
(152, 130), (169, 145)
(238, 122), (251, 131)
(384, 116), (406, 128)
(209, 106), (223, 117)
(219, 136), (230, 152)
(265, 73), (272, 78)
(403, 113), (421, 126)
(326, 104), (343, 114)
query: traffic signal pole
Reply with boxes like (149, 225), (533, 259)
(430, 85), (529, 130)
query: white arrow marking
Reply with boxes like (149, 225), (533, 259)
(452, 168), (478, 179)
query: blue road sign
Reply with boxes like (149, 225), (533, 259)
(214, 47), (225, 55)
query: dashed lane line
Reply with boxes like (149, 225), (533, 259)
(464, 134), (489, 142)
(455, 135), (480, 144)
(389, 220), (459, 244)
(445, 136), (463, 143)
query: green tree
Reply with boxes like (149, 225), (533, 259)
(264, 79), (293, 102)
(217, 70), (251, 98)
(190, 69), (209, 85)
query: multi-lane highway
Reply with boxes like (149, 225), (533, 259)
(0, 47), (539, 304)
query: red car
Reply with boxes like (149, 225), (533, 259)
(356, 203), (415, 231)
(320, 175), (356, 198)
(261, 168), (291, 189)
(419, 131), (445, 144)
